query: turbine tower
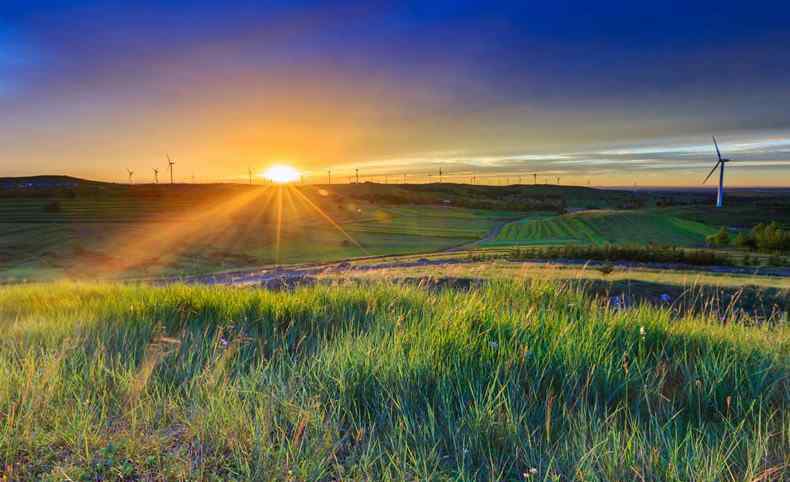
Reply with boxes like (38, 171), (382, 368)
(127, 169), (134, 184)
(328, 169), (332, 185)
(703, 136), (732, 208)
(167, 155), (176, 184)
(153, 168), (159, 184)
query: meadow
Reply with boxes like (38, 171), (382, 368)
(0, 183), (523, 281)
(1, 280), (787, 481)
(486, 211), (717, 247)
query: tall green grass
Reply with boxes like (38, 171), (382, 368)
(0, 281), (786, 481)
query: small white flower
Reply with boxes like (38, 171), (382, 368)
(490, 341), (498, 349)
(639, 326), (646, 337)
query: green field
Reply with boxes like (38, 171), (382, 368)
(487, 211), (718, 247)
(0, 185), (523, 280)
(1, 280), (786, 480)
(1, 179), (788, 280)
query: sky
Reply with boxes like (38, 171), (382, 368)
(1, 0), (789, 186)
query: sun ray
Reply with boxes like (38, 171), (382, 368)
(288, 186), (367, 253)
(93, 185), (274, 277)
(275, 186), (283, 264)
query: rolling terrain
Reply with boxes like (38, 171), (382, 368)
(487, 211), (717, 247)
(0, 177), (788, 281)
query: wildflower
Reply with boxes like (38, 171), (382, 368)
(660, 293), (672, 303)
(490, 341), (498, 349)
(639, 326), (646, 338)
(220, 337), (229, 347)
(524, 468), (538, 478)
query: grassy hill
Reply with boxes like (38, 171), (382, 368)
(0, 280), (785, 480)
(0, 183), (525, 280)
(488, 210), (718, 247)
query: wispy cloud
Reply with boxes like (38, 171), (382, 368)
(343, 131), (790, 181)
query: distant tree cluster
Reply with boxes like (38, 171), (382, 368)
(734, 222), (790, 253)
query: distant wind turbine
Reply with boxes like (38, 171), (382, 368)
(152, 168), (159, 184)
(126, 169), (134, 184)
(703, 136), (733, 208)
(167, 155), (175, 184)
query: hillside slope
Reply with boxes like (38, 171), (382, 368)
(488, 210), (717, 246)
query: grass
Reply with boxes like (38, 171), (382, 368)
(488, 211), (718, 247)
(0, 187), (523, 280)
(0, 281), (787, 480)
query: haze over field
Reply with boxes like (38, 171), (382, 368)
(2, 1), (790, 185)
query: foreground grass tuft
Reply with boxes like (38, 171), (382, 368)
(0, 281), (787, 481)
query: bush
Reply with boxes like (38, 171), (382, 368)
(509, 244), (731, 266)
(705, 227), (730, 247)
(734, 222), (790, 253)
(734, 232), (756, 249)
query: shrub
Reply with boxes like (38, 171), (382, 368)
(734, 222), (790, 253)
(705, 227), (730, 247)
(509, 244), (731, 266)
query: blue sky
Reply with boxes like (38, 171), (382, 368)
(1, 0), (789, 185)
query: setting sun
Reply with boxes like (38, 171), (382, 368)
(261, 165), (300, 184)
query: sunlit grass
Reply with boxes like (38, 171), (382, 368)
(0, 280), (786, 480)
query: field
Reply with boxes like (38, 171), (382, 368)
(1, 280), (787, 481)
(486, 211), (717, 247)
(0, 182), (524, 281)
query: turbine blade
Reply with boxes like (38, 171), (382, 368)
(712, 136), (722, 162)
(702, 161), (721, 184)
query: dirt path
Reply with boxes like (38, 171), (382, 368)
(158, 254), (790, 288)
(446, 220), (510, 251)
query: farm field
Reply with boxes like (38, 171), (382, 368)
(486, 210), (718, 247)
(0, 280), (786, 480)
(0, 184), (524, 281)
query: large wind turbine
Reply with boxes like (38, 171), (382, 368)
(703, 136), (732, 208)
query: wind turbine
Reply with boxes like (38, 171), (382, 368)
(248, 167), (254, 185)
(328, 169), (332, 185)
(153, 168), (159, 184)
(127, 169), (134, 184)
(167, 155), (175, 184)
(703, 136), (732, 208)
